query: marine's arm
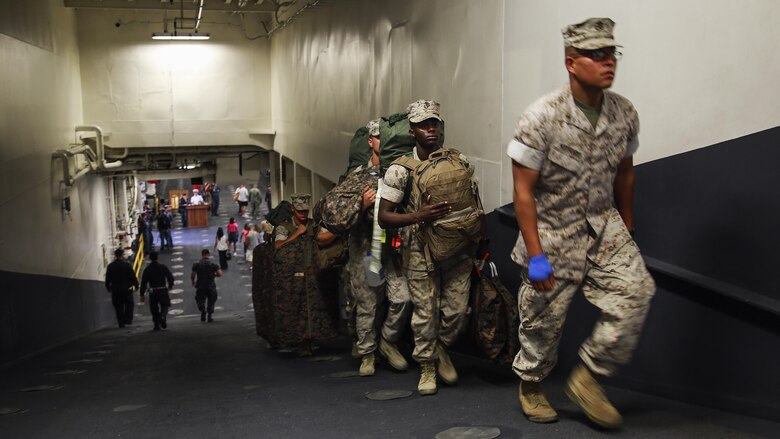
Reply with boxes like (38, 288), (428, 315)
(377, 196), (450, 229)
(613, 156), (635, 233)
(512, 162), (556, 291)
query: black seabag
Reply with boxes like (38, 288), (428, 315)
(266, 200), (294, 226)
(469, 261), (519, 365)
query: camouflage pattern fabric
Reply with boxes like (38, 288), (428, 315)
(562, 17), (619, 50)
(470, 269), (519, 365)
(252, 242), (275, 339)
(347, 222), (385, 356)
(406, 246), (472, 362)
(512, 226), (655, 381)
(507, 86), (640, 282)
(318, 165), (379, 234)
(252, 223), (339, 346)
(380, 256), (411, 343)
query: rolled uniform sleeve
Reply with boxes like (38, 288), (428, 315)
(380, 164), (409, 204)
(507, 109), (548, 170)
(274, 225), (290, 241)
(623, 108), (641, 158)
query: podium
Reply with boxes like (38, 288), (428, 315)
(187, 205), (210, 228)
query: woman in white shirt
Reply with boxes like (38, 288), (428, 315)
(214, 227), (229, 269)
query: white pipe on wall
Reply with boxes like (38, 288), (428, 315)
(75, 125), (124, 169)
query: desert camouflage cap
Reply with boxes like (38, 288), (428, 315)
(290, 193), (311, 210)
(407, 99), (442, 123)
(562, 17), (621, 50)
(366, 119), (380, 137)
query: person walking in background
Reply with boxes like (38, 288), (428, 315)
(227, 217), (239, 255)
(137, 214), (150, 255)
(241, 223), (251, 259)
(214, 227), (229, 270)
(157, 206), (173, 250)
(249, 183), (262, 219)
(211, 184), (221, 216)
(235, 184), (249, 216)
(179, 194), (188, 227)
(507, 18), (655, 428)
(245, 224), (262, 270)
(139, 251), (174, 331)
(105, 248), (139, 328)
(191, 249), (223, 323)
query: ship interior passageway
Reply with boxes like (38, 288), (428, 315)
(3, 1), (780, 437)
(0, 191), (777, 438)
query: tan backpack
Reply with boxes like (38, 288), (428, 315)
(393, 148), (484, 269)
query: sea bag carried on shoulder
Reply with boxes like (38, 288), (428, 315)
(316, 165), (379, 235)
(378, 112), (445, 175)
(266, 200), (294, 227)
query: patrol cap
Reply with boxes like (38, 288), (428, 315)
(407, 99), (442, 124)
(366, 119), (380, 137)
(562, 18), (621, 50)
(290, 193), (311, 211)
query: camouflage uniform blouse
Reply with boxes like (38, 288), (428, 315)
(507, 86), (640, 282)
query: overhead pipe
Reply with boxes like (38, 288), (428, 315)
(75, 125), (123, 169)
(52, 143), (97, 187)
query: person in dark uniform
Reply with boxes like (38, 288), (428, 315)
(191, 249), (223, 322)
(211, 184), (221, 216)
(139, 251), (175, 331)
(105, 248), (139, 328)
(179, 194), (189, 227)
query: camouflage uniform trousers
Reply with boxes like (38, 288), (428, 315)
(250, 201), (262, 218)
(339, 267), (356, 340)
(512, 238), (656, 381)
(407, 249), (472, 362)
(347, 235), (385, 356)
(381, 256), (411, 344)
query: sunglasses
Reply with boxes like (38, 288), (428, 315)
(572, 47), (622, 61)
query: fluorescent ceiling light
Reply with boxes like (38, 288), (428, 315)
(152, 33), (210, 41)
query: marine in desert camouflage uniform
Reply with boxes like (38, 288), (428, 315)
(347, 119), (411, 376)
(507, 17), (655, 428)
(379, 100), (482, 396)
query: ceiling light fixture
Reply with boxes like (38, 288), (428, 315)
(152, 33), (210, 41)
(152, 0), (209, 41)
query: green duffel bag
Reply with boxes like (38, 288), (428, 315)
(378, 112), (445, 175)
(343, 126), (372, 178)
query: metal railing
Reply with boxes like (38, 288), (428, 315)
(132, 235), (145, 279)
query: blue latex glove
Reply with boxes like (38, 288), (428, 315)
(528, 254), (554, 282)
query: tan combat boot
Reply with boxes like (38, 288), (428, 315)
(351, 341), (359, 359)
(565, 364), (622, 429)
(436, 343), (458, 385)
(359, 353), (376, 377)
(378, 336), (408, 371)
(418, 361), (438, 395)
(519, 380), (558, 423)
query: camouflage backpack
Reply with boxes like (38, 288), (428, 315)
(316, 165), (380, 235)
(469, 261), (519, 365)
(393, 148), (484, 267)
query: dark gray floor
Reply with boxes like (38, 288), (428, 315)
(1, 201), (778, 438)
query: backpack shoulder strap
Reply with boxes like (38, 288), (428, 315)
(391, 155), (421, 171)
